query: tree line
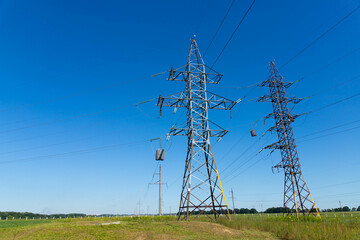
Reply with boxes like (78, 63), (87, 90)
(0, 212), (86, 219)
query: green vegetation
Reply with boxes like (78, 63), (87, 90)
(0, 216), (277, 240)
(218, 212), (360, 240)
(0, 213), (359, 239)
(0, 212), (86, 220)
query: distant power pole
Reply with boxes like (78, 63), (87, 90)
(339, 200), (342, 209)
(231, 189), (235, 215)
(137, 200), (141, 216)
(157, 37), (236, 220)
(149, 138), (167, 216)
(257, 61), (320, 218)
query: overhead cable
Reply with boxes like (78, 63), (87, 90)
(280, 5), (360, 69)
(211, 0), (256, 68)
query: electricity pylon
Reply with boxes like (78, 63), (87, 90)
(257, 60), (320, 218)
(157, 37), (236, 220)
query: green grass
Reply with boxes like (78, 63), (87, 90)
(1, 213), (359, 239)
(0, 216), (277, 240)
(217, 212), (360, 240)
(0, 219), (50, 228)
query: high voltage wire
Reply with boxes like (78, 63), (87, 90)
(223, 153), (272, 184)
(306, 91), (360, 115)
(0, 133), (169, 165)
(0, 74), (162, 113)
(215, 47), (360, 91)
(222, 120), (360, 183)
(220, 99), (360, 184)
(0, 97), (157, 135)
(0, 114), (151, 156)
(203, 0), (236, 57)
(221, 134), (273, 180)
(220, 134), (264, 174)
(297, 47), (360, 82)
(298, 124), (360, 143)
(297, 118), (360, 140)
(306, 74), (360, 98)
(233, 179), (360, 197)
(0, 139), (150, 165)
(280, 5), (360, 69)
(211, 0), (256, 68)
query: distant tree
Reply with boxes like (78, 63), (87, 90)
(357, 206), (360, 211)
(343, 206), (350, 212)
(250, 208), (258, 214)
(352, 207), (356, 212)
(264, 207), (290, 213)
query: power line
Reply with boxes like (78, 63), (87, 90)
(298, 47), (360, 82)
(306, 91), (360, 115)
(220, 134), (264, 174)
(223, 152), (272, 184)
(215, 48), (360, 91)
(312, 179), (360, 190)
(211, 0), (256, 68)
(298, 124), (360, 143)
(0, 75), (160, 113)
(221, 134), (273, 181)
(211, 81), (261, 90)
(203, 0), (236, 57)
(297, 118), (360, 140)
(280, 5), (360, 69)
(0, 97), (157, 135)
(0, 139), (150, 165)
(0, 113), (152, 156)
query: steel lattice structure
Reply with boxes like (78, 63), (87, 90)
(258, 61), (320, 218)
(157, 38), (235, 220)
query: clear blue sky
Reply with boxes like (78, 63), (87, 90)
(0, 0), (359, 215)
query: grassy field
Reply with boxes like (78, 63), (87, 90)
(0, 213), (359, 239)
(0, 216), (277, 240)
(218, 212), (360, 240)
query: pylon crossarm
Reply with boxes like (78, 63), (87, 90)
(264, 141), (281, 150)
(206, 91), (236, 110)
(157, 91), (187, 108)
(168, 65), (223, 84)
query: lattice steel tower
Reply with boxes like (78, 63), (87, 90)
(157, 38), (235, 220)
(258, 61), (320, 218)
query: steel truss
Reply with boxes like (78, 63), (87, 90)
(157, 38), (234, 220)
(258, 61), (320, 218)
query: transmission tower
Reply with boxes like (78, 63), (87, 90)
(257, 60), (320, 218)
(157, 37), (236, 220)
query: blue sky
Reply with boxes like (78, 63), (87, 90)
(0, 0), (359, 215)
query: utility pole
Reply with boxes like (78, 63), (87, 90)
(159, 164), (162, 215)
(339, 200), (342, 209)
(257, 61), (320, 218)
(157, 37), (237, 220)
(149, 138), (167, 216)
(231, 189), (235, 215)
(137, 200), (141, 216)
